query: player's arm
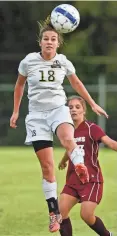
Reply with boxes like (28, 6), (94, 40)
(67, 74), (108, 118)
(90, 124), (117, 151)
(10, 74), (26, 128)
(58, 151), (69, 170)
(13, 74), (26, 113)
(101, 135), (117, 151)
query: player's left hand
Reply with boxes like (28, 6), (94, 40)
(91, 103), (108, 118)
(58, 160), (67, 170)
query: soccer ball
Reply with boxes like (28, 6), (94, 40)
(51, 4), (80, 34)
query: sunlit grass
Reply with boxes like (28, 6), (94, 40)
(0, 147), (116, 236)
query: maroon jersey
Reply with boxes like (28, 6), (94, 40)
(66, 121), (106, 185)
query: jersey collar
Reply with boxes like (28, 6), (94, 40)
(38, 52), (58, 61)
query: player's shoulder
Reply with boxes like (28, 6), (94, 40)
(57, 53), (68, 62)
(75, 121), (96, 133)
(57, 54), (74, 70)
(56, 53), (66, 60)
(85, 120), (104, 132)
(85, 120), (96, 127)
(24, 52), (39, 61)
(19, 52), (39, 65)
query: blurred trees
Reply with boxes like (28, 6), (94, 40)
(0, 1), (117, 83)
(0, 1), (117, 145)
(62, 1), (117, 84)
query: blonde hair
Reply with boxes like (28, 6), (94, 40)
(67, 95), (87, 117)
(37, 15), (64, 46)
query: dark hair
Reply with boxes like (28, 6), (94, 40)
(37, 16), (64, 46)
(67, 95), (87, 117)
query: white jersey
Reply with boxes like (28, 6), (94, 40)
(18, 52), (75, 112)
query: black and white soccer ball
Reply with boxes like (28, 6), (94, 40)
(51, 4), (80, 34)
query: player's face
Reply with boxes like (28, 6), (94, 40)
(68, 99), (85, 122)
(40, 31), (59, 55)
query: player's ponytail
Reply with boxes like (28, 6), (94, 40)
(37, 15), (64, 46)
(38, 15), (53, 31)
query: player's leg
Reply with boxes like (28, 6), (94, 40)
(80, 183), (111, 236)
(51, 106), (89, 183)
(25, 113), (61, 232)
(57, 123), (89, 183)
(80, 201), (111, 236)
(32, 140), (61, 233)
(59, 185), (78, 236)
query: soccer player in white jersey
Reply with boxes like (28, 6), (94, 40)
(10, 19), (108, 233)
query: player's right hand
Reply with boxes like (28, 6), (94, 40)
(91, 103), (108, 119)
(10, 112), (19, 128)
(75, 163), (89, 184)
(58, 160), (67, 170)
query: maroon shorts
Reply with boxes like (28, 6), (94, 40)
(61, 182), (103, 204)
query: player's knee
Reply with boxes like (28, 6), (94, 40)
(41, 162), (55, 182)
(80, 210), (93, 224)
(42, 162), (52, 174)
(60, 136), (74, 150)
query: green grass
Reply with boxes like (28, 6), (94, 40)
(0, 147), (117, 236)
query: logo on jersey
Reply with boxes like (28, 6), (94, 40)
(51, 60), (61, 68)
(74, 137), (85, 142)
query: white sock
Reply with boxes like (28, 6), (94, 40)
(42, 179), (57, 200)
(70, 146), (84, 165)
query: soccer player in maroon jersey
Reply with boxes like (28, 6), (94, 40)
(58, 96), (116, 236)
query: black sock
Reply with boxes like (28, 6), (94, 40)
(46, 197), (60, 214)
(89, 216), (110, 236)
(59, 218), (72, 236)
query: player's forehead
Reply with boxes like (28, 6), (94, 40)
(42, 31), (58, 38)
(68, 99), (82, 106)
(68, 98), (83, 108)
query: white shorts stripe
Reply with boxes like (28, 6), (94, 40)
(88, 183), (96, 201)
(96, 183), (100, 202)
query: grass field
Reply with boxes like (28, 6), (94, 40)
(0, 147), (117, 236)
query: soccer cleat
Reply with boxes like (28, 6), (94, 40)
(75, 163), (89, 184)
(49, 212), (60, 233)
